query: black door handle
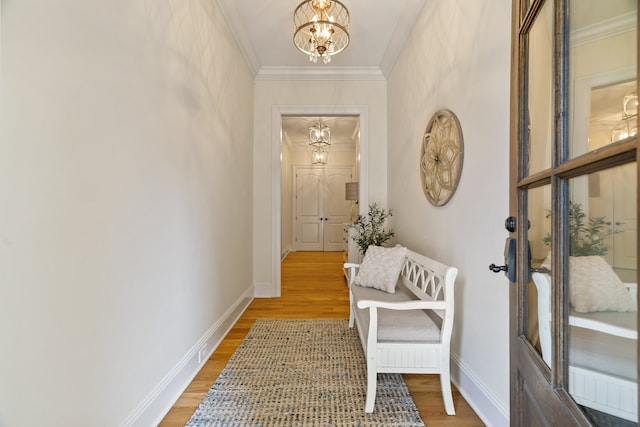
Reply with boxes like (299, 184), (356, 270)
(489, 237), (517, 282)
(489, 264), (507, 273)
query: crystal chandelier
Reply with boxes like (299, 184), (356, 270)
(309, 118), (331, 147)
(610, 93), (638, 143)
(293, 0), (350, 64)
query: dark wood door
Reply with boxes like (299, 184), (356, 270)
(508, 0), (638, 425)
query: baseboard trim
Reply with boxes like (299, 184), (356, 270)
(120, 287), (254, 427)
(450, 352), (509, 427)
(254, 282), (275, 298)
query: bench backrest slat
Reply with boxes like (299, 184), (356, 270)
(400, 249), (457, 321)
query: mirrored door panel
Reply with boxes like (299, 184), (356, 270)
(567, 166), (638, 425)
(527, 0), (554, 175)
(569, 0), (638, 159)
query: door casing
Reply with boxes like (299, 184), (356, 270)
(271, 105), (369, 297)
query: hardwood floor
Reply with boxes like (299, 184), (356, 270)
(159, 251), (485, 426)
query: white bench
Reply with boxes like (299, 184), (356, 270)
(532, 272), (638, 422)
(344, 248), (458, 414)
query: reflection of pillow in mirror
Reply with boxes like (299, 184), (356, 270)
(570, 256), (636, 313)
(354, 245), (407, 293)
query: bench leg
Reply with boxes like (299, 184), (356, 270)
(365, 360), (377, 413)
(440, 372), (456, 415)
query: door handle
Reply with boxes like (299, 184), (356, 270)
(489, 238), (517, 282)
(489, 216), (532, 282)
(489, 264), (507, 273)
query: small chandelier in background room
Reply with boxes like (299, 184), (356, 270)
(293, 0), (350, 64)
(611, 92), (638, 143)
(309, 118), (331, 147)
(311, 149), (328, 165)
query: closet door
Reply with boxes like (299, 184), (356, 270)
(295, 168), (324, 251)
(294, 166), (352, 251)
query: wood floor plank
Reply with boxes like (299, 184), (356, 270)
(158, 251), (485, 426)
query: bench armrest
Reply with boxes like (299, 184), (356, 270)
(344, 263), (360, 286)
(569, 314), (637, 340)
(357, 299), (446, 311)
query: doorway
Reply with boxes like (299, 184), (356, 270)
(270, 105), (369, 298)
(280, 115), (360, 255)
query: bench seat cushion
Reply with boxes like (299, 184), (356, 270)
(351, 283), (441, 343)
(570, 326), (637, 380)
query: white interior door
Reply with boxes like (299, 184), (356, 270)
(294, 166), (352, 251)
(323, 168), (352, 251)
(295, 168), (323, 251)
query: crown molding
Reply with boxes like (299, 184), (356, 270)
(216, 0), (261, 77)
(571, 11), (636, 47)
(256, 66), (386, 81)
(379, 0), (426, 76)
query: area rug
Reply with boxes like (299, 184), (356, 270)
(186, 319), (425, 426)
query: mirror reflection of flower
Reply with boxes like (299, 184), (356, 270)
(350, 203), (394, 255)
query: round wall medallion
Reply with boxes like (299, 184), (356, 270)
(420, 109), (464, 206)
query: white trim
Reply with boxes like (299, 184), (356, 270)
(216, 0), (261, 77)
(254, 282), (275, 298)
(571, 12), (636, 48)
(379, 0), (426, 76)
(272, 105), (369, 298)
(120, 287), (254, 427)
(257, 66), (385, 81)
(451, 352), (509, 427)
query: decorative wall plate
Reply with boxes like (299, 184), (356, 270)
(420, 109), (464, 206)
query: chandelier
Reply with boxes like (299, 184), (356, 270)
(309, 118), (331, 146)
(610, 93), (638, 143)
(311, 149), (328, 165)
(293, 0), (350, 64)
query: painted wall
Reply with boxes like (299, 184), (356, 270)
(0, 1), (254, 425)
(253, 81), (387, 296)
(387, 2), (512, 425)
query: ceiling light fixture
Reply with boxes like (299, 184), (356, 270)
(311, 149), (328, 165)
(293, 0), (350, 64)
(611, 93), (638, 143)
(309, 118), (331, 147)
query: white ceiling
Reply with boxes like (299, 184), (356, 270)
(282, 116), (360, 151)
(216, 0), (427, 80)
(216, 0), (426, 148)
(217, 2), (638, 147)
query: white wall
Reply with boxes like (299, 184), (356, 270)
(387, 2), (512, 426)
(0, 1), (254, 426)
(253, 81), (387, 296)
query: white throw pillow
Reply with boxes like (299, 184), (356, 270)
(569, 256), (636, 313)
(354, 245), (407, 293)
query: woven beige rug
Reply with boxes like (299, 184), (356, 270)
(186, 319), (425, 426)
